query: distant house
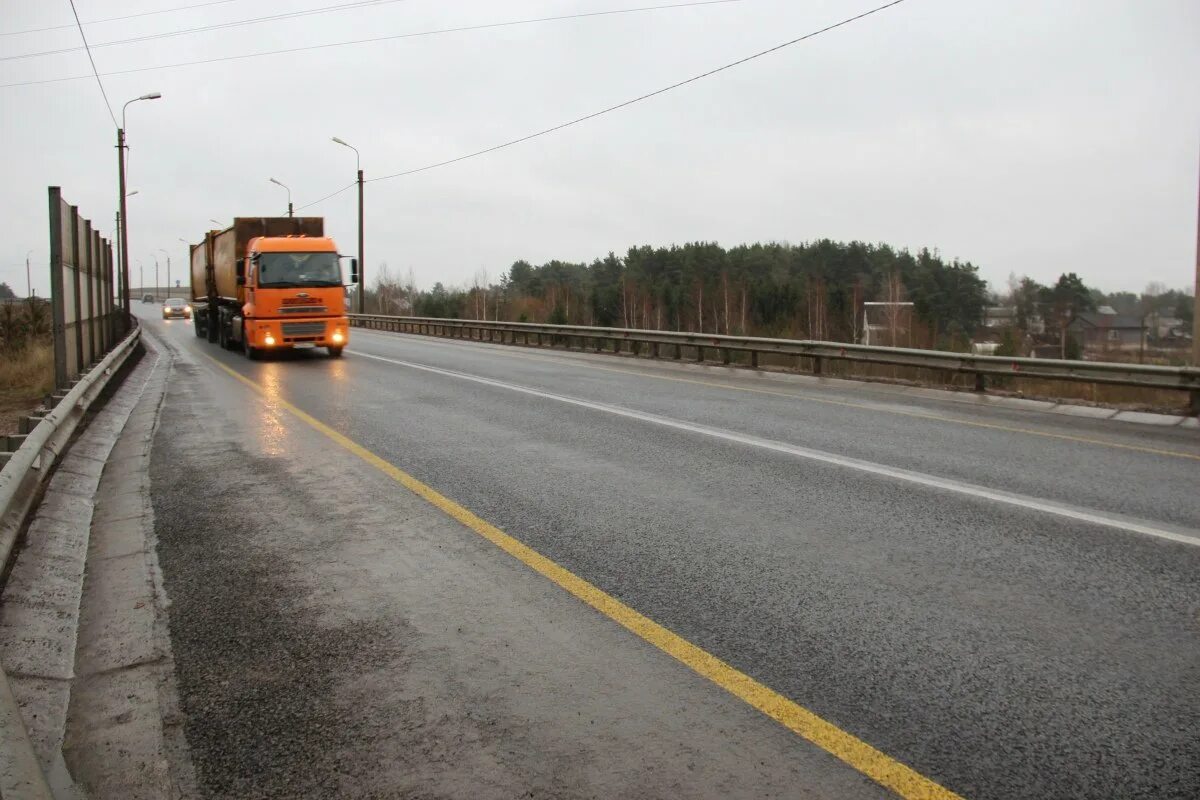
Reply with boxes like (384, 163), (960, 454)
(984, 305), (1044, 334)
(1145, 312), (1186, 341)
(1067, 312), (1144, 352)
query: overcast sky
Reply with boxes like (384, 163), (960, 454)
(2, 0), (1197, 298)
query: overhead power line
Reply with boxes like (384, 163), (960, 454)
(0, 1), (739, 89)
(1, 0), (247, 37)
(292, 0), (907, 212)
(3, 0), (410, 63)
(367, 0), (908, 184)
(67, 0), (117, 127)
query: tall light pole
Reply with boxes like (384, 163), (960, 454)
(209, 219), (224, 228)
(25, 249), (33, 298)
(332, 137), (364, 313)
(156, 248), (171, 297)
(117, 91), (161, 321)
(139, 260), (144, 296)
(269, 177), (293, 217)
(153, 255), (160, 301)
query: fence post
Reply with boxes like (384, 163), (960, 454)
(71, 209), (85, 378)
(48, 188), (68, 390)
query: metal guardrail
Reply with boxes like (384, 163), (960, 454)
(0, 323), (140, 800)
(348, 314), (1200, 408)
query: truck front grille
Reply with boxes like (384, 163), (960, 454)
(281, 321), (326, 337)
(280, 306), (327, 314)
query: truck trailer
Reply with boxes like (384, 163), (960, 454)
(188, 217), (357, 359)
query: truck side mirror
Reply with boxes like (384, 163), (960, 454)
(236, 259), (246, 286)
(349, 258), (359, 284)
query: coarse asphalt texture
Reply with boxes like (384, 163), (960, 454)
(138, 306), (1200, 800)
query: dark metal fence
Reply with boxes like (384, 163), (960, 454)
(349, 314), (1200, 412)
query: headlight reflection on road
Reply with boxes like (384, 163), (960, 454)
(255, 363), (291, 457)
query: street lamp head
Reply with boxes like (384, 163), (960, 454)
(269, 177), (286, 188)
(331, 137), (348, 146)
(140, 92), (162, 100)
(126, 190), (139, 198)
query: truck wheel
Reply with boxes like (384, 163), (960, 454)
(206, 311), (218, 344)
(218, 320), (229, 350)
(243, 333), (259, 360)
(193, 315), (204, 337)
(327, 347), (344, 358)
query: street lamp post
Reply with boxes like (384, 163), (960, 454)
(331, 136), (364, 314)
(25, 249), (33, 299)
(139, 261), (144, 297)
(153, 256), (160, 301)
(269, 178), (293, 217)
(156, 248), (171, 298)
(117, 91), (161, 321)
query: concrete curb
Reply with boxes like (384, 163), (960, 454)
(0, 332), (151, 800)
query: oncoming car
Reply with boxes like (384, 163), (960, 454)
(162, 298), (192, 319)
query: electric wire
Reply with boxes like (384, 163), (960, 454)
(1, 0), (246, 37)
(291, 0), (906, 211)
(0, 1), (738, 88)
(368, 0), (908, 184)
(2, 0), (410, 62)
(67, 0), (118, 127)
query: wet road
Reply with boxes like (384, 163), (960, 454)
(139, 306), (1200, 800)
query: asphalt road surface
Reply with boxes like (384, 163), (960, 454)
(135, 305), (1200, 800)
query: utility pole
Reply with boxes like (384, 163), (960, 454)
(118, 91), (161, 321)
(118, 127), (130, 317)
(332, 137), (364, 313)
(1193, 159), (1199, 367)
(358, 167), (364, 314)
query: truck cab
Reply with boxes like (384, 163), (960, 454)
(237, 236), (350, 358)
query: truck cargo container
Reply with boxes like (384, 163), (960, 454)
(187, 217), (357, 358)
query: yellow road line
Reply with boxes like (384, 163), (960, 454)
(205, 354), (964, 800)
(358, 331), (1200, 462)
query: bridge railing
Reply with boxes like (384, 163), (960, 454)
(347, 314), (1200, 409)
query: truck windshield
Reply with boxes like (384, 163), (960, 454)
(257, 252), (341, 287)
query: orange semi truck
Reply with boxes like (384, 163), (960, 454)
(188, 217), (357, 359)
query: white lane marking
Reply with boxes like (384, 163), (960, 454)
(350, 349), (1200, 548)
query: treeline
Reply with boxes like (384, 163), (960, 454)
(375, 240), (989, 348)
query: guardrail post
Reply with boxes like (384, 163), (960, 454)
(974, 372), (986, 393)
(674, 344), (682, 360)
(1189, 389), (1199, 417)
(696, 346), (704, 363)
(632, 341), (641, 356)
(722, 348), (731, 365)
(594, 337), (601, 353)
(812, 356), (822, 375)
(651, 342), (659, 358)
(750, 350), (759, 369)
(612, 339), (620, 354)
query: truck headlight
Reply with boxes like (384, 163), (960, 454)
(264, 333), (276, 346)
(331, 331), (345, 344)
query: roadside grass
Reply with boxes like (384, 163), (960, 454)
(0, 340), (53, 434)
